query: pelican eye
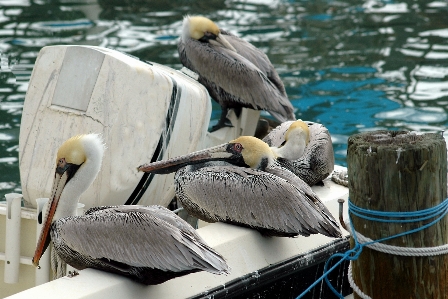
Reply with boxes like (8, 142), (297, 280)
(56, 158), (69, 175)
(233, 143), (243, 153)
(199, 31), (217, 42)
(57, 158), (66, 168)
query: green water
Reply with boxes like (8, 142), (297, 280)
(1, 0), (448, 199)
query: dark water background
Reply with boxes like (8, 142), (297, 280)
(0, 0), (447, 199)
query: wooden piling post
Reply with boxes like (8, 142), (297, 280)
(347, 130), (448, 298)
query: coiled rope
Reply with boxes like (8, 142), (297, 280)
(295, 198), (448, 299)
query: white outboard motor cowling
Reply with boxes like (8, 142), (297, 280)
(19, 45), (211, 209)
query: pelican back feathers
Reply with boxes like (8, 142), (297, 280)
(51, 206), (229, 285)
(174, 162), (341, 238)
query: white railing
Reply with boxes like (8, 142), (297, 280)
(4, 194), (22, 284)
(1, 195), (84, 286)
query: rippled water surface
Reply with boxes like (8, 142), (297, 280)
(0, 0), (447, 199)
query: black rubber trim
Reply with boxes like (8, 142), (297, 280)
(125, 76), (181, 205)
(189, 236), (351, 299)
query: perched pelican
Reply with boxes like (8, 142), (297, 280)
(138, 136), (341, 238)
(263, 120), (335, 186)
(178, 15), (295, 131)
(32, 134), (229, 285)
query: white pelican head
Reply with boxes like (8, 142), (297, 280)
(271, 120), (310, 160)
(32, 134), (104, 267)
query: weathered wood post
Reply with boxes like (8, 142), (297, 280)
(347, 130), (447, 298)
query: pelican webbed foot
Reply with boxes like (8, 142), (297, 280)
(209, 108), (234, 132)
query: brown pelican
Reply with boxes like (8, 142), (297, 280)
(138, 136), (341, 238)
(263, 120), (335, 186)
(32, 134), (229, 285)
(178, 15), (295, 131)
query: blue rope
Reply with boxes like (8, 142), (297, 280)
(349, 200), (448, 223)
(295, 197), (448, 299)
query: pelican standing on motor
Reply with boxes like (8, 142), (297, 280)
(32, 134), (229, 285)
(178, 15), (296, 131)
(138, 136), (341, 238)
(263, 120), (335, 186)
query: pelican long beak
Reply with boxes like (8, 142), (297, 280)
(138, 142), (244, 174)
(32, 170), (70, 267)
(214, 33), (236, 52)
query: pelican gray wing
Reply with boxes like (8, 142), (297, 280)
(220, 30), (287, 96)
(175, 164), (341, 238)
(178, 37), (294, 122)
(87, 205), (208, 243)
(266, 162), (341, 237)
(264, 121), (335, 186)
(51, 205), (229, 284)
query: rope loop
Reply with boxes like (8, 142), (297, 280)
(295, 197), (448, 299)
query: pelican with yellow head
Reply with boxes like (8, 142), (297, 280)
(178, 15), (296, 131)
(138, 136), (341, 238)
(33, 134), (229, 284)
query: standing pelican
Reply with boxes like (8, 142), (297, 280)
(263, 120), (335, 186)
(178, 15), (295, 131)
(32, 134), (229, 285)
(138, 136), (341, 238)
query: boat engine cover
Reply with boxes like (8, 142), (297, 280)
(19, 45), (211, 209)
